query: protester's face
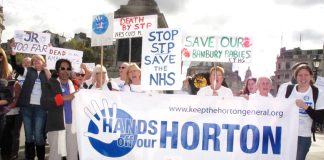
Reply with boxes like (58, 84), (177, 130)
(33, 58), (44, 70)
(258, 78), (271, 96)
(22, 58), (31, 67)
(128, 67), (141, 83)
(58, 62), (71, 82)
(247, 79), (257, 94)
(119, 63), (128, 80)
(210, 70), (223, 89)
(296, 69), (312, 87)
(95, 71), (106, 84)
(74, 69), (85, 82)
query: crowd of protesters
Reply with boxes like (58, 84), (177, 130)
(0, 40), (323, 160)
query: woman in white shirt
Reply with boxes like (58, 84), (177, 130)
(122, 63), (144, 93)
(197, 66), (233, 97)
(277, 64), (324, 160)
(88, 64), (118, 91)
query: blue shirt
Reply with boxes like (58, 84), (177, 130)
(61, 83), (72, 124)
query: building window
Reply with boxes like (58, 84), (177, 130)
(277, 75), (280, 80)
(285, 62), (290, 70)
(285, 74), (289, 79)
(278, 64), (281, 69)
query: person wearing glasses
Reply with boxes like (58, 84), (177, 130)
(111, 62), (129, 91)
(10, 48), (51, 160)
(41, 59), (78, 160)
(72, 63), (91, 89)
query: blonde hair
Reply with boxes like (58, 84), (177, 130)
(31, 54), (45, 66)
(125, 63), (141, 85)
(91, 64), (108, 80)
(210, 66), (224, 76)
(0, 48), (12, 79)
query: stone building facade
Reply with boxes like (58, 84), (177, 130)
(273, 47), (324, 95)
(0, 5), (5, 43)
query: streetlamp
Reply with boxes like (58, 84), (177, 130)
(312, 54), (321, 81)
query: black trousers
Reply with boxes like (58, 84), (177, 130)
(1, 113), (23, 158)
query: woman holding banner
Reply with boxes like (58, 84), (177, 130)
(197, 66), (233, 97)
(10, 44), (51, 160)
(122, 63), (145, 93)
(277, 64), (324, 160)
(88, 64), (119, 91)
(41, 59), (78, 160)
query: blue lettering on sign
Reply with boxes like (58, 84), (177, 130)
(148, 30), (179, 54)
(86, 101), (282, 158)
(181, 122), (199, 150)
(149, 72), (175, 86)
(223, 124), (240, 152)
(144, 55), (176, 65)
(92, 15), (109, 35)
(160, 121), (179, 149)
(240, 125), (260, 153)
(24, 32), (39, 43)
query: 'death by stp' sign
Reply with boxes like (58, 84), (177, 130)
(75, 90), (299, 160)
(13, 30), (50, 55)
(141, 28), (182, 90)
(182, 35), (253, 63)
(114, 15), (157, 39)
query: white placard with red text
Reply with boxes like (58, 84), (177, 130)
(114, 15), (158, 39)
(46, 47), (83, 72)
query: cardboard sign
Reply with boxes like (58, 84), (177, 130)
(141, 28), (182, 90)
(91, 13), (114, 46)
(13, 30), (50, 55)
(46, 47), (83, 72)
(182, 35), (253, 63)
(114, 15), (158, 39)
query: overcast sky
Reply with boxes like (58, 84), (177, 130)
(2, 0), (324, 78)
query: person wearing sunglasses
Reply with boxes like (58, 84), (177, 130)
(41, 59), (79, 160)
(10, 40), (51, 160)
(111, 62), (129, 91)
(71, 63), (91, 89)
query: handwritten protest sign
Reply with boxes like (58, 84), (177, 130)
(91, 13), (114, 46)
(13, 30), (50, 55)
(182, 35), (253, 63)
(83, 63), (95, 72)
(46, 47), (83, 72)
(141, 28), (182, 90)
(114, 15), (157, 39)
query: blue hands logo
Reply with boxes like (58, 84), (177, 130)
(92, 15), (109, 35)
(84, 100), (138, 157)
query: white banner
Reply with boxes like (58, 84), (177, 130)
(141, 28), (182, 90)
(13, 30), (50, 55)
(75, 90), (298, 160)
(91, 13), (114, 46)
(114, 15), (158, 39)
(46, 47), (83, 72)
(182, 35), (253, 63)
